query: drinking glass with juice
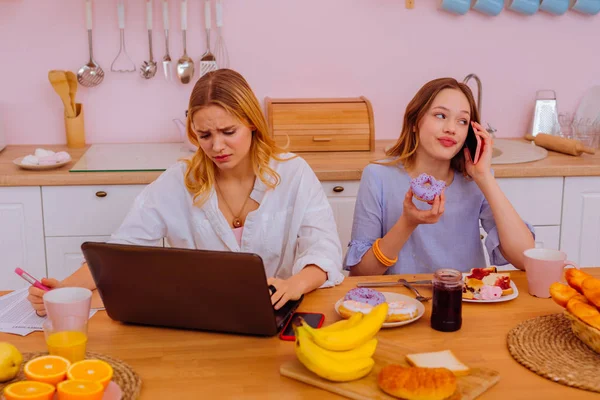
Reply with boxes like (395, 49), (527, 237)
(43, 318), (88, 363)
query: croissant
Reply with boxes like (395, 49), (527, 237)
(567, 297), (600, 330)
(581, 277), (600, 308)
(565, 269), (592, 293)
(378, 365), (457, 400)
(550, 282), (579, 308)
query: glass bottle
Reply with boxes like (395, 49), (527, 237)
(430, 268), (463, 332)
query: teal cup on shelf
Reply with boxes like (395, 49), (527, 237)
(472, 0), (504, 15)
(440, 0), (471, 14)
(570, 0), (600, 14)
(507, 0), (540, 14)
(540, 0), (570, 14)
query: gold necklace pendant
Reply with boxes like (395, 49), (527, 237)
(232, 218), (243, 228)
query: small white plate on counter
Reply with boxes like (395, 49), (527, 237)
(462, 273), (519, 303)
(334, 292), (425, 328)
(13, 157), (71, 171)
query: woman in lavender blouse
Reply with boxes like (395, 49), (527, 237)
(345, 78), (535, 275)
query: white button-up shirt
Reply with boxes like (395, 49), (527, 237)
(109, 154), (345, 287)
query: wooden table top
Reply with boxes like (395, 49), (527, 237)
(2, 269), (600, 399)
(1, 140), (599, 186)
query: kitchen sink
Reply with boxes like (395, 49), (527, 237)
(490, 139), (547, 165)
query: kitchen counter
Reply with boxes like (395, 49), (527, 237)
(1, 140), (599, 186)
(2, 270), (600, 399)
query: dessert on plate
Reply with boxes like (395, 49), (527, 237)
(339, 288), (418, 322)
(462, 266), (513, 300)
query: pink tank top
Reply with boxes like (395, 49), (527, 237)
(232, 227), (244, 246)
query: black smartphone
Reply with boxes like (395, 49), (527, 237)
(279, 312), (325, 341)
(464, 123), (481, 164)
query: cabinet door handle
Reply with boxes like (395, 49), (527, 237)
(95, 191), (107, 198)
(313, 137), (332, 142)
(333, 186), (344, 193)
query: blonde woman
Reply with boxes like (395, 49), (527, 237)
(29, 69), (344, 315)
(346, 78), (534, 275)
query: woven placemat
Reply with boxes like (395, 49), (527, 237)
(0, 352), (141, 399)
(507, 313), (600, 393)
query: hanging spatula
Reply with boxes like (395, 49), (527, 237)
(199, 0), (217, 77)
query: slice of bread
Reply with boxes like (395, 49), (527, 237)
(405, 350), (470, 376)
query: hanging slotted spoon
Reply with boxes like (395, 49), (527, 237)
(77, 0), (104, 87)
(140, 0), (157, 79)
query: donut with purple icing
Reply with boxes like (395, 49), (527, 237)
(410, 173), (446, 204)
(344, 288), (386, 306)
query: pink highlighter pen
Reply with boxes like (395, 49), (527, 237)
(14, 268), (51, 291)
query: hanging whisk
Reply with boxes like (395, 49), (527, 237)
(214, 0), (229, 69)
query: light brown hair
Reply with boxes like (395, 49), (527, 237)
(182, 69), (288, 206)
(381, 77), (479, 174)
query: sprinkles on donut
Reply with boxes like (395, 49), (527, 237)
(410, 173), (446, 204)
(344, 287), (386, 306)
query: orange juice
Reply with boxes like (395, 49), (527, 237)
(46, 331), (88, 363)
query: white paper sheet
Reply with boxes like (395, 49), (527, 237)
(0, 288), (97, 336)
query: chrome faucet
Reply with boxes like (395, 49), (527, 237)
(462, 73), (496, 137)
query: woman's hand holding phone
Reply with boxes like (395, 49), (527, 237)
(464, 121), (494, 183)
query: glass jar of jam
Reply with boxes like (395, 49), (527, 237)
(430, 268), (463, 332)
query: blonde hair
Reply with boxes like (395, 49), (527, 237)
(182, 69), (288, 206)
(380, 77), (479, 174)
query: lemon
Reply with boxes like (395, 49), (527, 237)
(0, 342), (23, 382)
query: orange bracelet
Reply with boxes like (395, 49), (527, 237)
(373, 238), (398, 267)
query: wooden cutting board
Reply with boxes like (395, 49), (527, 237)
(280, 338), (500, 400)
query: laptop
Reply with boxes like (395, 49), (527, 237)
(81, 242), (302, 336)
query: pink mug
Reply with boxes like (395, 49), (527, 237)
(43, 287), (92, 331)
(523, 248), (578, 298)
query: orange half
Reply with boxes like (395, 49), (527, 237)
(56, 380), (104, 400)
(67, 359), (113, 389)
(24, 355), (71, 385)
(3, 380), (55, 400)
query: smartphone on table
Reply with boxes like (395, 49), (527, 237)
(464, 122), (481, 164)
(279, 312), (325, 341)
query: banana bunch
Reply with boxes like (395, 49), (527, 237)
(293, 303), (388, 382)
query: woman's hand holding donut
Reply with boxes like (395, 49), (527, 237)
(465, 121), (494, 183)
(400, 188), (445, 228)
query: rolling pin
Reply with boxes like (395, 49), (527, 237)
(523, 133), (596, 156)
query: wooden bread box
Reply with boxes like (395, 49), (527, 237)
(264, 97), (375, 152)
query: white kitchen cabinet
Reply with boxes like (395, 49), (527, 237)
(0, 187), (46, 290)
(42, 185), (145, 237)
(322, 181), (359, 257)
(45, 236), (111, 281)
(561, 177), (600, 267)
(497, 177), (563, 226)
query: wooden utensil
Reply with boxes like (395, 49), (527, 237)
(48, 70), (75, 118)
(524, 133), (596, 156)
(65, 71), (78, 115)
(280, 338), (500, 400)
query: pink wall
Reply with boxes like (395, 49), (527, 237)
(0, 0), (599, 145)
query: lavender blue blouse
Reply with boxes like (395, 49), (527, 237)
(344, 163), (535, 274)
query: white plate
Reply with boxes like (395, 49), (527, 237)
(334, 292), (425, 328)
(13, 156), (71, 171)
(462, 273), (519, 303)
